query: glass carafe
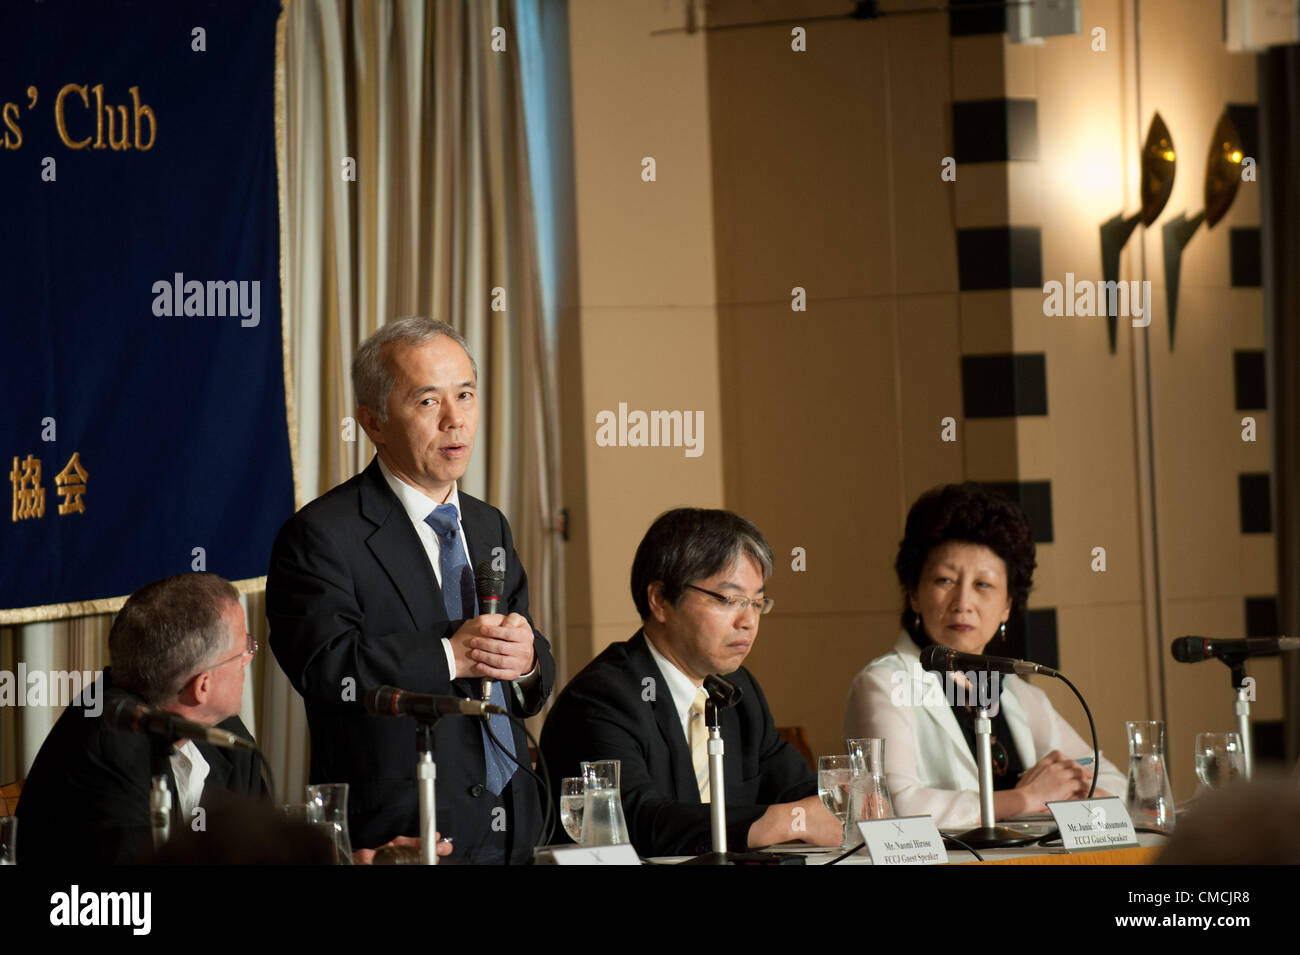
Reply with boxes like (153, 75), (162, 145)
(1125, 720), (1175, 831)
(580, 759), (632, 846)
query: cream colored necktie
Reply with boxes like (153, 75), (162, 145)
(689, 687), (711, 803)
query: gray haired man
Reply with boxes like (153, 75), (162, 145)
(17, 572), (266, 863)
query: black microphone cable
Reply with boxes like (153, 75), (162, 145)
(482, 713), (556, 853)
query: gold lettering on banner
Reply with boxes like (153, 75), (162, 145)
(106, 103), (129, 151)
(130, 87), (155, 150)
(10, 454), (45, 521)
(55, 452), (88, 515)
(91, 83), (105, 149)
(54, 84), (91, 149)
(2, 102), (21, 149)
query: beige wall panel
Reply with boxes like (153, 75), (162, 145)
(958, 290), (1017, 353)
(706, 20), (895, 304)
(962, 418), (1021, 481)
(718, 300), (902, 617)
(746, 611), (901, 764)
(581, 305), (725, 631)
(567, 0), (717, 310)
(883, 13), (959, 297)
(896, 293), (965, 504)
(1035, 602), (1150, 787)
(951, 35), (1007, 101)
(1147, 285), (1269, 601)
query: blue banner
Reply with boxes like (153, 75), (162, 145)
(1, 0), (294, 619)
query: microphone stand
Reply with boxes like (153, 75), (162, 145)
(1230, 661), (1254, 780)
(681, 693), (792, 865)
(415, 719), (439, 865)
(953, 705), (1037, 850)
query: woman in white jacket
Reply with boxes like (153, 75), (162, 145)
(844, 483), (1125, 829)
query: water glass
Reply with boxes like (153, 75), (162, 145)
(306, 783), (355, 864)
(0, 816), (15, 865)
(560, 777), (586, 843)
(1194, 733), (1245, 790)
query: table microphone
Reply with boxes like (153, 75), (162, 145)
(364, 685), (506, 718)
(474, 562), (506, 704)
(107, 699), (256, 751)
(919, 644), (1059, 678)
(1171, 635), (1300, 664)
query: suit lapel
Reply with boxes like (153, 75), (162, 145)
(359, 461), (441, 635)
(629, 632), (699, 802)
(892, 636), (977, 777)
(459, 493), (497, 586)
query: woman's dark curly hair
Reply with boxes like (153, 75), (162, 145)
(895, 483), (1036, 638)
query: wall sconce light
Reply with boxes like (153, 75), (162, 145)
(1099, 113), (1176, 352)
(1161, 109), (1244, 349)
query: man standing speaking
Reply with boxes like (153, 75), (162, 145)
(268, 317), (554, 863)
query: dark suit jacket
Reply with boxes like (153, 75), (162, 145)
(16, 669), (266, 865)
(266, 458), (555, 862)
(539, 630), (814, 857)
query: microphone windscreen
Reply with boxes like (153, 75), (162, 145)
(1171, 637), (1207, 663)
(363, 685), (397, 716)
(474, 562), (506, 600)
(105, 699), (143, 729)
(703, 674), (743, 707)
(919, 644), (952, 672)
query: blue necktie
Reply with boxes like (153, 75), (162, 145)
(425, 503), (517, 795)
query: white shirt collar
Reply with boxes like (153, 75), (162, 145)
(643, 629), (706, 736)
(377, 456), (462, 526)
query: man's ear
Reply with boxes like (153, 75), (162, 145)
(172, 673), (202, 709)
(356, 405), (384, 446)
(646, 582), (671, 624)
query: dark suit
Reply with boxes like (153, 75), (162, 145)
(16, 669), (266, 865)
(539, 630), (814, 857)
(266, 458), (554, 863)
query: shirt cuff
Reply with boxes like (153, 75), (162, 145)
(511, 659), (540, 707)
(440, 637), (456, 679)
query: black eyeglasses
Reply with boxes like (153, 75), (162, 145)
(684, 585), (774, 615)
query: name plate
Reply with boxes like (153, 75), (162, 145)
(857, 815), (948, 866)
(551, 844), (641, 866)
(1047, 797), (1138, 852)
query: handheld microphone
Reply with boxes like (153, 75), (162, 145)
(474, 562), (507, 704)
(1171, 635), (1300, 664)
(363, 685), (506, 718)
(107, 699), (256, 751)
(919, 644), (1059, 679)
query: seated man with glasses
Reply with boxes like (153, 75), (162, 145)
(540, 508), (840, 857)
(17, 572), (267, 864)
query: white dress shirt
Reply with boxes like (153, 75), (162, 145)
(168, 739), (210, 822)
(643, 631), (704, 742)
